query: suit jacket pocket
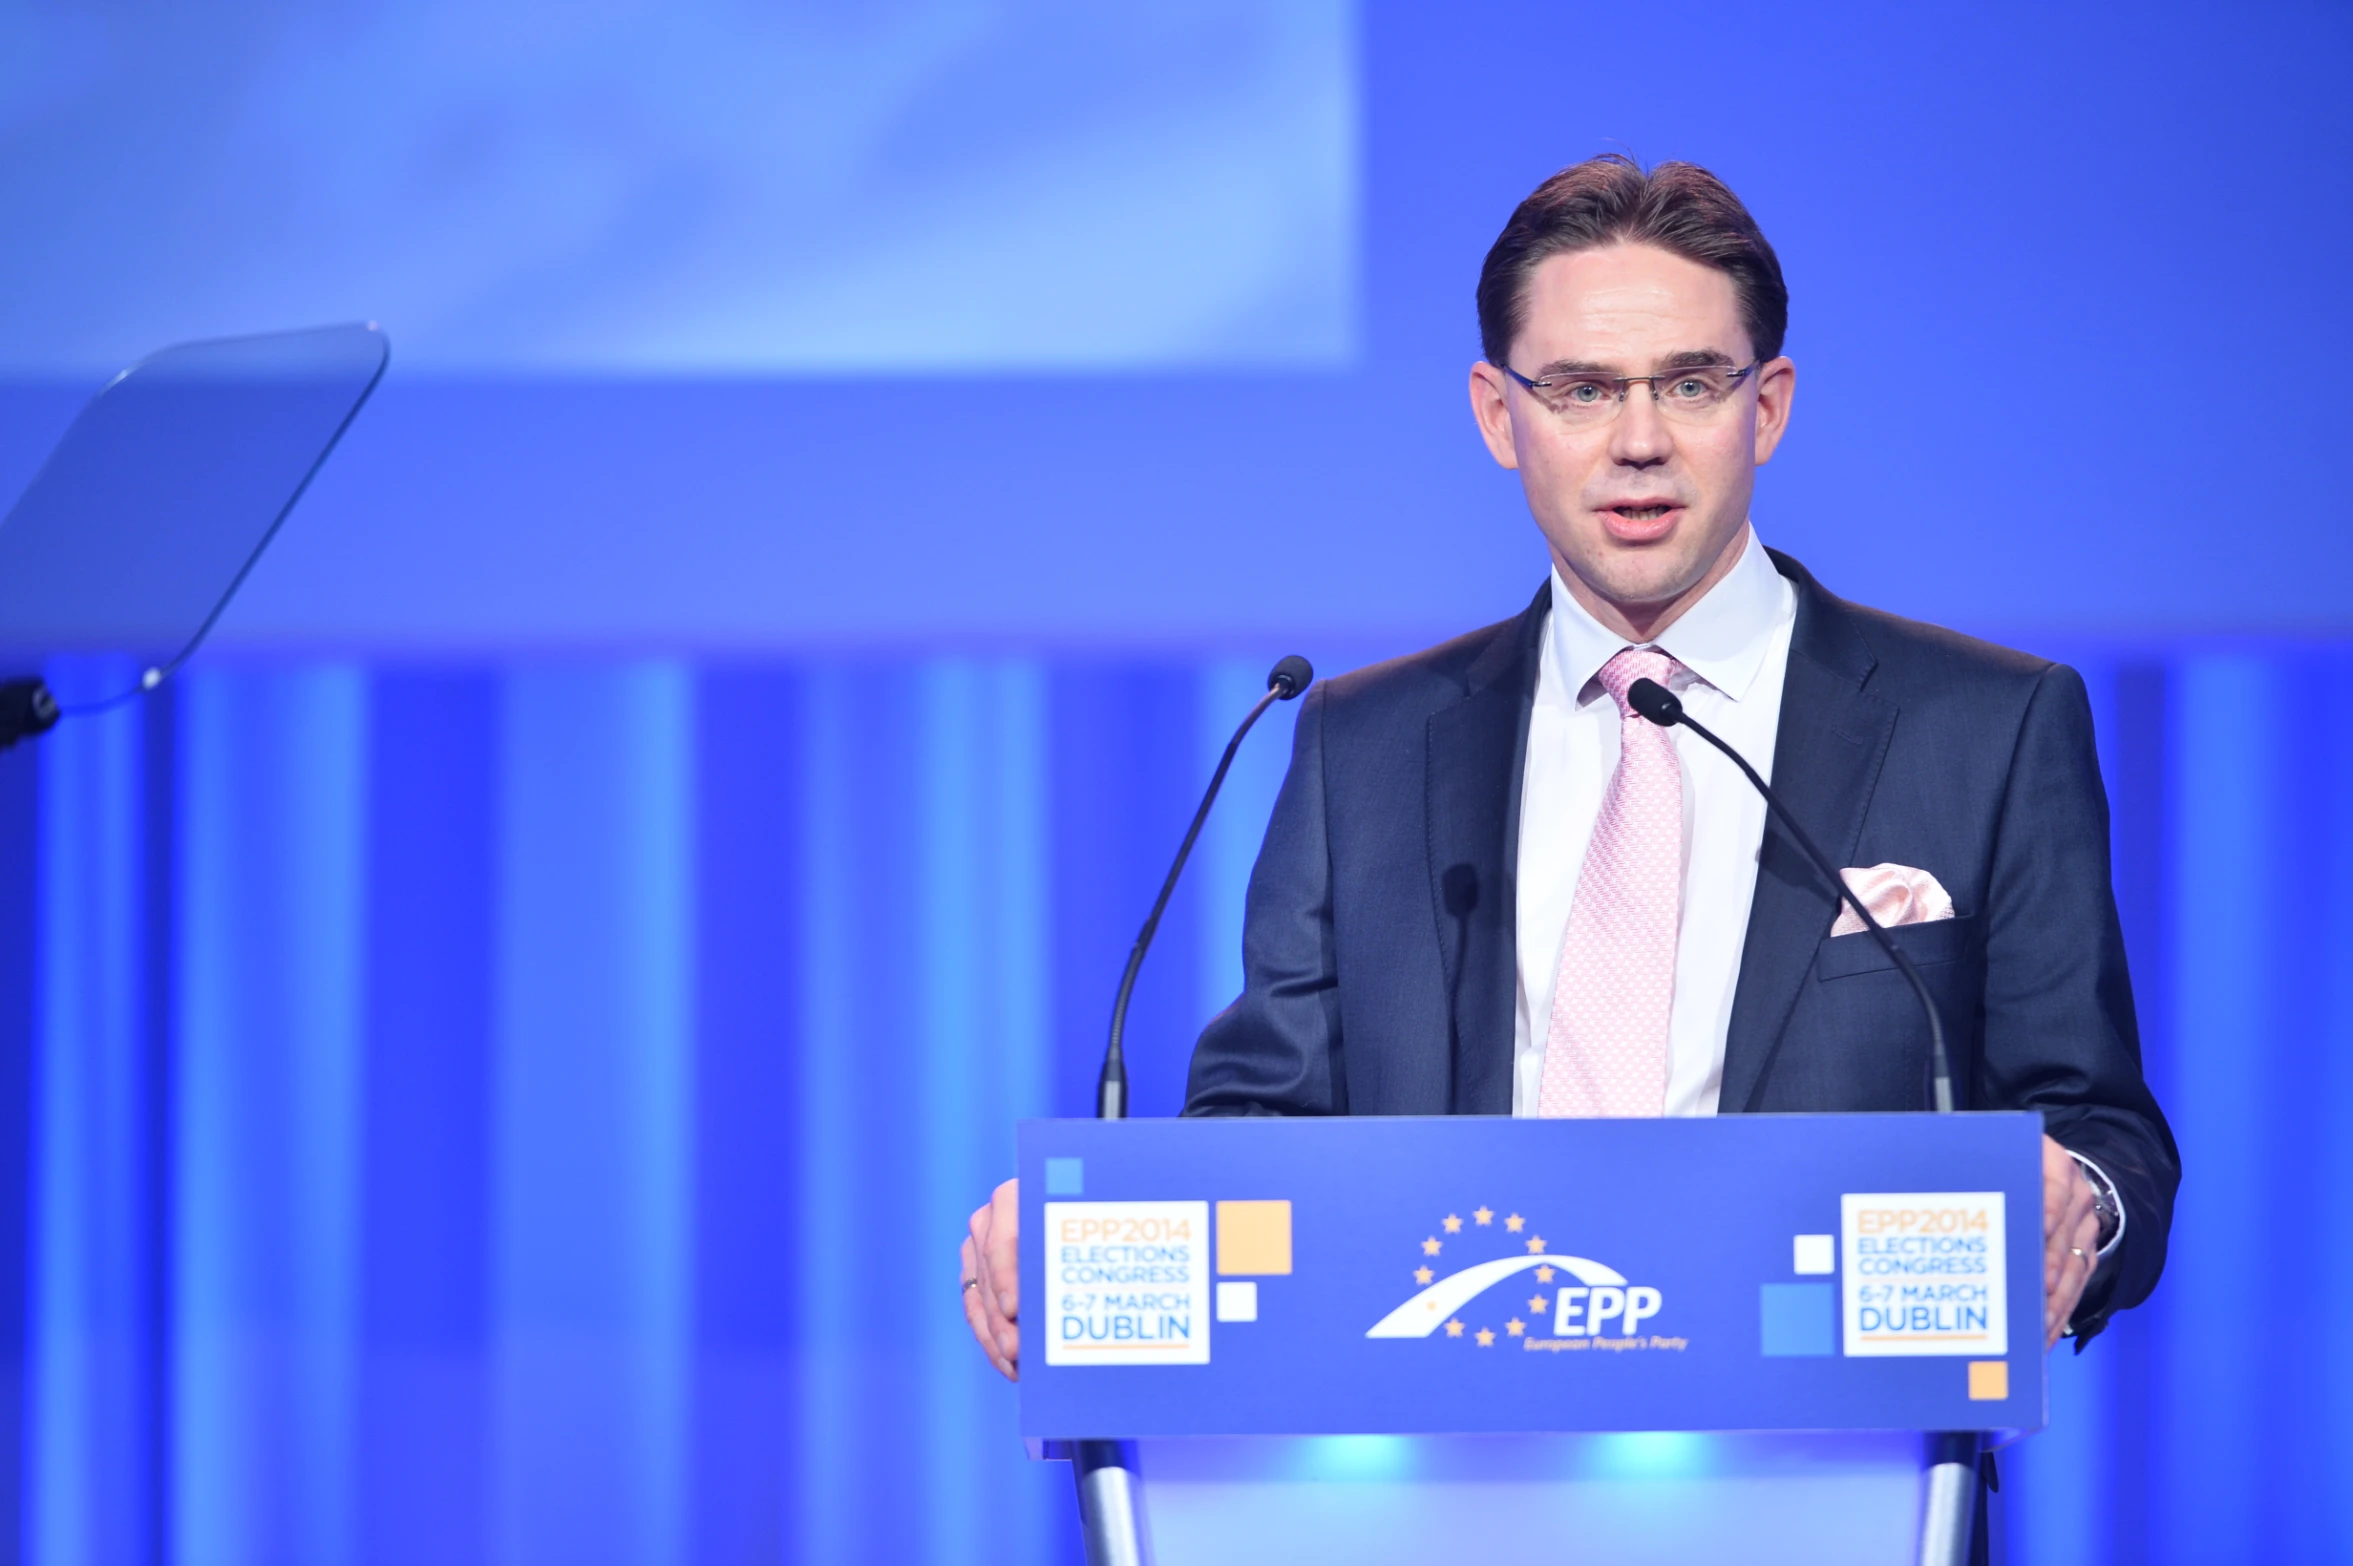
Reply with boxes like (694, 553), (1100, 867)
(1815, 913), (1979, 981)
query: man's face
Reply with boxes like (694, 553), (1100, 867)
(1468, 243), (1795, 637)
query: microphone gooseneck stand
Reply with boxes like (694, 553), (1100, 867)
(1626, 676), (1979, 1566)
(1095, 654), (1313, 1120)
(1075, 654), (1313, 1566)
(1625, 677), (1954, 1114)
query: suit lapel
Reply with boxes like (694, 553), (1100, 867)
(1427, 585), (1547, 1115)
(1719, 556), (1899, 1114)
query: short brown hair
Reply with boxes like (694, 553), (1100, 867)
(1476, 155), (1788, 369)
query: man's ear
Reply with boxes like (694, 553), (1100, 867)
(1752, 356), (1797, 465)
(1468, 361), (1521, 470)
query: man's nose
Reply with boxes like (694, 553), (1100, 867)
(1609, 382), (1672, 467)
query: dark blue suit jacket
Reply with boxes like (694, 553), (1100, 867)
(1185, 550), (2177, 1332)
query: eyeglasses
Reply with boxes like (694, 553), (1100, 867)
(1502, 360), (1763, 427)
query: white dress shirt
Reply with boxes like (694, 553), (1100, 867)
(1512, 526), (1797, 1117)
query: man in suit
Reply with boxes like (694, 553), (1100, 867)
(963, 155), (2176, 1379)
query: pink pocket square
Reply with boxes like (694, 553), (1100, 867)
(1831, 862), (1955, 937)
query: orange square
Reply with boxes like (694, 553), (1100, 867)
(1967, 1360), (2010, 1401)
(1216, 1201), (1293, 1275)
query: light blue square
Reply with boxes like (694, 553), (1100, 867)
(1044, 1158), (1084, 1195)
(1759, 1283), (1835, 1356)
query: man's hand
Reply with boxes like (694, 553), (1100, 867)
(962, 1178), (1021, 1381)
(2042, 1135), (2101, 1348)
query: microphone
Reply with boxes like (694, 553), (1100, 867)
(1627, 676), (1955, 1114)
(1098, 655), (1314, 1119)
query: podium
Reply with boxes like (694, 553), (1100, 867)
(1019, 1113), (2043, 1565)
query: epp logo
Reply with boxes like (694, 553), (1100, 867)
(1365, 1206), (1663, 1348)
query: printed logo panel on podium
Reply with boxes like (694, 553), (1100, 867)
(1044, 1201), (1212, 1366)
(1840, 1192), (2007, 1356)
(1020, 1114), (2047, 1437)
(1362, 1205), (1680, 1356)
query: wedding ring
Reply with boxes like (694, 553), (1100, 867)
(962, 1278), (981, 1293)
(2069, 1248), (2086, 1261)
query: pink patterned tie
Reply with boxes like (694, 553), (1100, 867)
(1537, 647), (1684, 1118)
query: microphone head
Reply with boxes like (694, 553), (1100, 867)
(1626, 677), (1682, 726)
(1267, 655), (1314, 699)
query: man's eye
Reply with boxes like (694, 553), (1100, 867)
(1667, 376), (1712, 400)
(1561, 381), (1607, 404)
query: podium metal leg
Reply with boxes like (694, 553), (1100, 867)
(1073, 1439), (1148, 1566)
(1918, 1432), (1979, 1566)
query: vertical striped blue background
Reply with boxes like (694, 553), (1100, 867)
(0, 5), (2346, 1559)
(4, 642), (2349, 1563)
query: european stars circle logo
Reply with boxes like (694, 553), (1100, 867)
(1365, 1207), (1672, 1350)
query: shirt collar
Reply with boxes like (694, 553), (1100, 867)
(1543, 525), (1793, 706)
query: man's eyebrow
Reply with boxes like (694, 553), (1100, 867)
(1527, 349), (1740, 377)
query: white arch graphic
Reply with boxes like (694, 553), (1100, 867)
(1365, 1253), (1627, 1338)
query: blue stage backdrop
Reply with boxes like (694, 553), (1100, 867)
(4, 2), (2353, 1564)
(4, 646), (2352, 1564)
(1, 654), (1303, 1566)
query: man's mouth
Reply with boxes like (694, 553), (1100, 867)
(1594, 500), (1686, 544)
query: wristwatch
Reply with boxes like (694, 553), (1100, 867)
(2068, 1151), (2125, 1258)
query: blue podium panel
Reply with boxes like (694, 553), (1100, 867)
(1018, 1114), (2045, 1440)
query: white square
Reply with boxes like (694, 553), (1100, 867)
(1793, 1234), (1836, 1275)
(1215, 1280), (1259, 1322)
